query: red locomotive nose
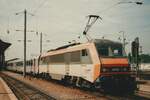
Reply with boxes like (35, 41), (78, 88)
(101, 58), (128, 67)
(99, 58), (131, 76)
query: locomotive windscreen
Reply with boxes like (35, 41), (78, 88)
(94, 39), (126, 57)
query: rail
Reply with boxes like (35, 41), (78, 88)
(0, 73), (55, 100)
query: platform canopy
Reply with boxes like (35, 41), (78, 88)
(0, 39), (11, 68)
(0, 39), (11, 53)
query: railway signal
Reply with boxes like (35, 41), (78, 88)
(132, 41), (136, 57)
(132, 37), (139, 58)
(131, 37), (140, 77)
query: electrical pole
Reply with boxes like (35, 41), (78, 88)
(40, 32), (42, 54)
(15, 9), (34, 77)
(123, 32), (125, 50)
(37, 32), (42, 75)
(135, 37), (139, 77)
(23, 9), (27, 77)
(119, 31), (126, 50)
(132, 37), (140, 77)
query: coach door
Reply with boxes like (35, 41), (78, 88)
(65, 53), (70, 75)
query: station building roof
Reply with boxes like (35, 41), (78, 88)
(0, 39), (11, 53)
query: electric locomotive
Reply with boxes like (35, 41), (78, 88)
(6, 39), (137, 93)
(39, 39), (137, 92)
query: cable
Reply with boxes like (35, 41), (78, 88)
(30, 0), (49, 37)
(98, 3), (119, 14)
(32, 0), (48, 14)
(98, 0), (143, 14)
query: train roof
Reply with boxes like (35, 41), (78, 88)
(47, 43), (81, 52)
(7, 59), (23, 63)
(93, 39), (122, 47)
(41, 39), (122, 58)
(93, 39), (122, 45)
(42, 42), (93, 58)
(47, 39), (121, 52)
(7, 58), (36, 64)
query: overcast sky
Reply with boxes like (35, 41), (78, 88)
(0, 0), (149, 60)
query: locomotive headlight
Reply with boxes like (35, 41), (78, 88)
(111, 68), (120, 72)
(102, 68), (109, 72)
(122, 67), (128, 71)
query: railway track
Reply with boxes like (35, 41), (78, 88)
(67, 82), (150, 100)
(82, 85), (150, 100)
(0, 73), (55, 100)
(77, 89), (149, 100)
(46, 78), (150, 100)
(1, 71), (150, 100)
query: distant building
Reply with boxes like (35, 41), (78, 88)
(0, 39), (11, 70)
(140, 63), (150, 71)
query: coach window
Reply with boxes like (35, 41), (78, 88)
(26, 61), (28, 66)
(82, 49), (88, 56)
(31, 60), (33, 66)
(40, 57), (47, 65)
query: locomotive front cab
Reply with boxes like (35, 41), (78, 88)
(94, 39), (137, 92)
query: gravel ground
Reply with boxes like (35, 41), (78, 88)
(2, 71), (150, 100)
(2, 71), (106, 100)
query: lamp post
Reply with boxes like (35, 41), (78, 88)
(36, 32), (51, 54)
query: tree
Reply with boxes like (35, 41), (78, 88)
(140, 54), (150, 63)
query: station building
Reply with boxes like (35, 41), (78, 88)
(0, 39), (11, 70)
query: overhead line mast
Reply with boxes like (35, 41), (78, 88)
(15, 9), (34, 77)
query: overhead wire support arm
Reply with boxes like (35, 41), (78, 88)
(98, 1), (143, 14)
(15, 11), (24, 15)
(118, 1), (143, 5)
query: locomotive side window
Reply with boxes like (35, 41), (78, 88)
(70, 51), (80, 62)
(50, 54), (65, 63)
(82, 49), (88, 56)
(81, 49), (92, 64)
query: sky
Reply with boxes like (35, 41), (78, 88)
(0, 0), (149, 60)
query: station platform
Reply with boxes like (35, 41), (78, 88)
(0, 77), (17, 100)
